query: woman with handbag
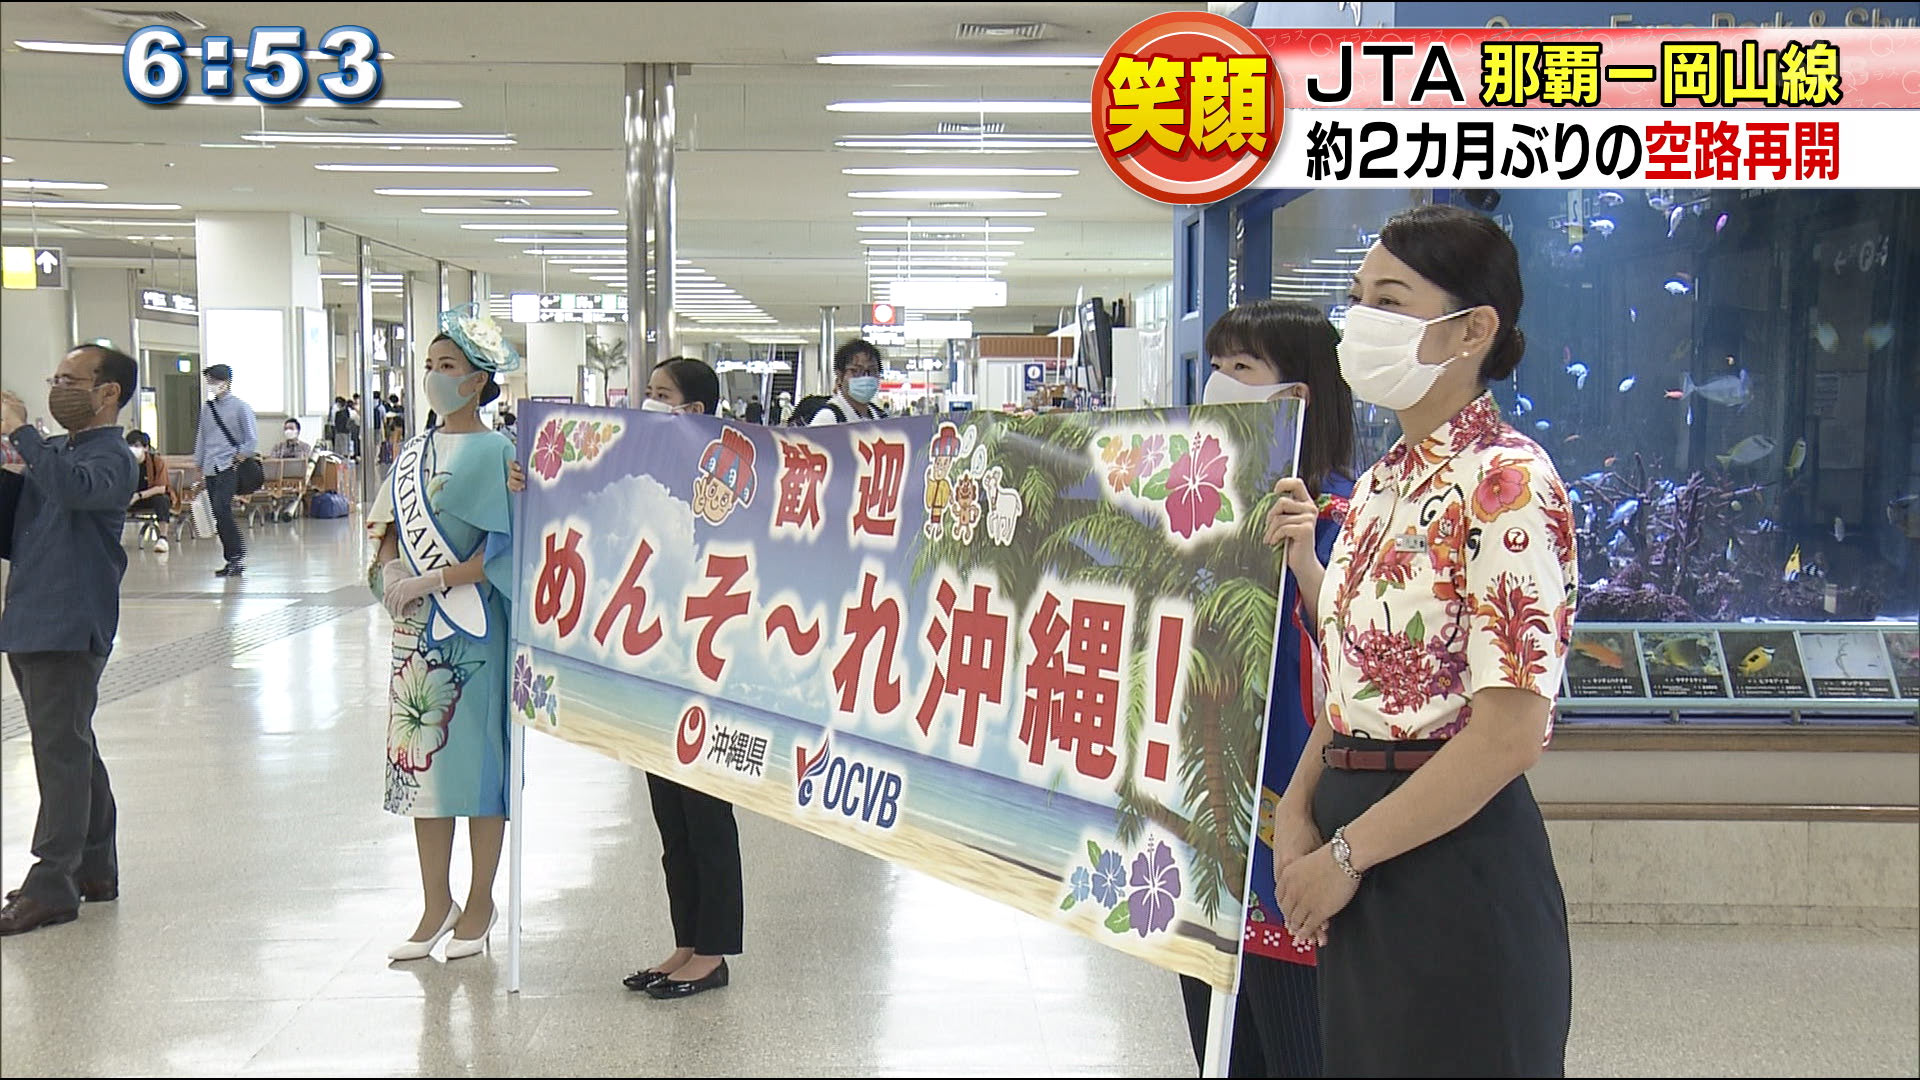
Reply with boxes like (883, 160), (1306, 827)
(191, 364), (259, 577)
(368, 306), (521, 962)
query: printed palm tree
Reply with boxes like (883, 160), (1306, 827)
(910, 404), (1292, 919)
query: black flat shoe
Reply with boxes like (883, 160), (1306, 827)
(645, 959), (728, 999)
(623, 968), (670, 991)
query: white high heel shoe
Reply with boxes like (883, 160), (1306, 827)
(388, 902), (461, 962)
(444, 906), (497, 961)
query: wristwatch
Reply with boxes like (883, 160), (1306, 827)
(1330, 827), (1362, 880)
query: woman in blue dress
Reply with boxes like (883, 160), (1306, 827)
(367, 305), (520, 962)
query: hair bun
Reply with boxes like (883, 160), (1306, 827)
(1484, 327), (1526, 382)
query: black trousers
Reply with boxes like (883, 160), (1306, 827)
(131, 493), (171, 523)
(207, 466), (245, 564)
(1312, 734), (1571, 1078)
(645, 774), (743, 955)
(1180, 954), (1322, 1077)
(9, 652), (116, 910)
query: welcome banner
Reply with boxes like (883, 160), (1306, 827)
(510, 399), (1303, 988)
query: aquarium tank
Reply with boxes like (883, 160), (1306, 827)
(1272, 187), (1920, 629)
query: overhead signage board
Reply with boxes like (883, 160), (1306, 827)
(510, 292), (628, 324)
(2, 246), (64, 290)
(139, 288), (199, 319)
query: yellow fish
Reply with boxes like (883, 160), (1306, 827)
(1783, 544), (1802, 581)
(1740, 645), (1775, 674)
(1654, 635), (1712, 672)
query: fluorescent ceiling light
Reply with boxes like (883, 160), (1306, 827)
(461, 222), (625, 231)
(817, 54), (1100, 67)
(828, 101), (1091, 114)
(843, 167), (1076, 177)
(56, 219), (189, 227)
(492, 236), (625, 244)
(181, 96), (459, 109)
(850, 190), (1060, 201)
(523, 248), (637, 256)
(860, 239), (1023, 246)
(2, 179), (106, 190)
(0, 156), (11, 164)
(319, 163), (558, 174)
(3, 199), (181, 211)
(378, 187), (591, 197)
(243, 132), (515, 146)
(857, 225), (1034, 233)
(853, 210), (1046, 218)
(422, 207), (618, 216)
(14, 40), (394, 60)
(545, 257), (627, 264)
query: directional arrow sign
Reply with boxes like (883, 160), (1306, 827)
(33, 247), (65, 289)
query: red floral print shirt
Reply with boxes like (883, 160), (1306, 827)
(1317, 393), (1578, 742)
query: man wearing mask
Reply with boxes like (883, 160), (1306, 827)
(192, 363), (257, 577)
(802, 339), (889, 427)
(0, 345), (139, 935)
(270, 418), (312, 462)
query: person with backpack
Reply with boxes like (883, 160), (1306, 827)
(793, 339), (889, 427)
(193, 364), (257, 577)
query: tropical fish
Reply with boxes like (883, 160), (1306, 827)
(1652, 634), (1716, 673)
(1865, 322), (1894, 350)
(1756, 518), (1780, 533)
(1513, 394), (1533, 415)
(1739, 645), (1776, 674)
(1725, 537), (1738, 562)
(1595, 191), (1624, 207)
(1785, 438), (1808, 478)
(1664, 278), (1691, 296)
(1833, 516), (1846, 543)
(1715, 213), (1729, 233)
(1609, 499), (1641, 528)
(1718, 435), (1777, 467)
(1667, 205), (1686, 237)
(1784, 543), (1802, 580)
(1666, 389), (1687, 400)
(1603, 456), (1617, 467)
(1617, 376), (1637, 393)
(1567, 488), (1582, 505)
(1814, 321), (1839, 352)
(1587, 217), (1616, 237)
(1607, 530), (1632, 558)
(1579, 471), (1610, 487)
(1731, 500), (1743, 512)
(1573, 637), (1627, 670)
(1565, 351), (1590, 389)
(1683, 370), (1752, 408)
(1629, 307), (1638, 322)
(1535, 420), (1552, 432)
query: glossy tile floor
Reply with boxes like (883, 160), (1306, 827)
(3, 521), (1917, 1078)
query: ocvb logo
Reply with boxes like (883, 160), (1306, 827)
(794, 739), (905, 830)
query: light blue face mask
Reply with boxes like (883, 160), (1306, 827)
(426, 370), (480, 416)
(847, 375), (881, 404)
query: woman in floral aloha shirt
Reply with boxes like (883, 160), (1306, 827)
(1272, 206), (1578, 1077)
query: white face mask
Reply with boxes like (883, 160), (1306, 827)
(1335, 306), (1471, 411)
(639, 396), (678, 414)
(1202, 370), (1303, 406)
(205, 382), (228, 402)
(130, 446), (147, 461)
(425, 370), (480, 416)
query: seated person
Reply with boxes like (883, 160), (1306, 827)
(270, 418), (313, 462)
(125, 430), (173, 553)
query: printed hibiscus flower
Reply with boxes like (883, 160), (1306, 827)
(1069, 866), (1093, 903)
(1166, 435), (1230, 539)
(1091, 849), (1126, 909)
(1472, 460), (1533, 522)
(1427, 500), (1468, 578)
(1127, 839), (1183, 938)
(1426, 636), (1470, 700)
(571, 422), (591, 457)
(1134, 435), (1169, 480)
(532, 420), (566, 481)
(581, 423), (605, 460)
(1099, 437), (1128, 467)
(511, 654), (535, 716)
(1105, 445), (1142, 492)
(390, 655), (460, 774)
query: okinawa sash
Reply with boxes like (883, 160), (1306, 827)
(391, 431), (489, 645)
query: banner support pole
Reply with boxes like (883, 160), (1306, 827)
(1204, 988), (1238, 1077)
(508, 721), (525, 994)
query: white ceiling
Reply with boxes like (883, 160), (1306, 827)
(1, 2), (1194, 341)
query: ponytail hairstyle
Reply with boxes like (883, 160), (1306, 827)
(1377, 204), (1526, 382)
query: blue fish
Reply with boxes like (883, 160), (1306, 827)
(1566, 362), (1589, 389)
(1629, 307), (1638, 322)
(1668, 205), (1686, 237)
(1715, 213), (1729, 233)
(1514, 394), (1534, 415)
(1567, 488), (1582, 505)
(1580, 471), (1610, 487)
(1609, 499), (1641, 529)
(1535, 420), (1552, 432)
(1618, 376), (1637, 393)
(1664, 278), (1692, 296)
(1607, 530), (1632, 558)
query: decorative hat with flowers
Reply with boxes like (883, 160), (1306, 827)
(438, 302), (522, 373)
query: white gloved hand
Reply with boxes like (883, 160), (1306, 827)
(383, 567), (446, 621)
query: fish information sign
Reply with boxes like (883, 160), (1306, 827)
(1565, 629), (1648, 697)
(1721, 629), (1810, 698)
(1800, 631), (1898, 699)
(510, 399), (1307, 990)
(1639, 630), (1731, 697)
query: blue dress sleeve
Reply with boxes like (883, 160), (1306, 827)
(441, 433), (516, 601)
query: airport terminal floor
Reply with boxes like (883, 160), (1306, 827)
(0, 521), (1914, 1078)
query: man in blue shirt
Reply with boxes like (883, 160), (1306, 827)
(192, 363), (257, 577)
(0, 344), (139, 936)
